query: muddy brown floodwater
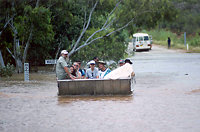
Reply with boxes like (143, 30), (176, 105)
(1, 45), (200, 132)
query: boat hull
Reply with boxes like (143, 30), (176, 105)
(57, 78), (133, 95)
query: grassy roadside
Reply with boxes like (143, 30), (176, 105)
(153, 40), (200, 53)
(144, 29), (200, 53)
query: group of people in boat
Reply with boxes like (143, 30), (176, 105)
(56, 50), (134, 80)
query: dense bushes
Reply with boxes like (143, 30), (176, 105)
(0, 63), (15, 77)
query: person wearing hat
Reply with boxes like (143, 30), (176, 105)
(125, 59), (135, 76)
(125, 59), (133, 64)
(118, 59), (125, 67)
(56, 50), (74, 80)
(98, 61), (111, 79)
(86, 60), (99, 79)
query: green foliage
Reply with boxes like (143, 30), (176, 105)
(188, 33), (200, 46)
(0, 63), (15, 77)
(165, 0), (200, 34)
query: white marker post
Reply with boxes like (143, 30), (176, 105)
(24, 63), (29, 81)
(187, 44), (189, 51)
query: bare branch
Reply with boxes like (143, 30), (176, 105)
(70, 0), (98, 54)
(8, 22), (18, 35)
(6, 47), (15, 60)
(106, 18), (134, 37)
(82, 9), (87, 30)
(23, 25), (33, 62)
(102, 0), (121, 28)
(0, 15), (15, 36)
(75, 36), (104, 52)
(105, 17), (116, 29)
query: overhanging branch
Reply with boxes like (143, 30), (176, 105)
(70, 0), (98, 55)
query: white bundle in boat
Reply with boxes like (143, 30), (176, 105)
(104, 63), (134, 79)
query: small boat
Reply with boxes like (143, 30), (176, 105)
(57, 77), (134, 95)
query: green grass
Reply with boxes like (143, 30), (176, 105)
(140, 29), (200, 53)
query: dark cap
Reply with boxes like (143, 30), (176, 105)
(125, 59), (133, 64)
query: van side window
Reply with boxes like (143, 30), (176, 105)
(144, 36), (149, 41)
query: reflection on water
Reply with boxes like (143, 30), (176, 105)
(57, 95), (133, 104)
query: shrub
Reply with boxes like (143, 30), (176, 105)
(0, 63), (15, 77)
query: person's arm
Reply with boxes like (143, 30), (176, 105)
(64, 67), (74, 80)
(96, 70), (99, 79)
(81, 69), (85, 79)
(131, 72), (135, 77)
(76, 71), (82, 79)
(85, 70), (89, 79)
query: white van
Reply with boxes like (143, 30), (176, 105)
(132, 33), (152, 51)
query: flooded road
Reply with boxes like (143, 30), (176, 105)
(1, 45), (200, 132)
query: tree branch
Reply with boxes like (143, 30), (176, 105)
(75, 36), (104, 52)
(23, 25), (33, 62)
(106, 18), (134, 37)
(69, 0), (98, 55)
(6, 47), (15, 60)
(0, 15), (15, 36)
(102, 0), (121, 28)
(82, 9), (87, 30)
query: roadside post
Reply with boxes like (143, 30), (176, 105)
(187, 43), (189, 51)
(184, 32), (186, 46)
(24, 63), (29, 81)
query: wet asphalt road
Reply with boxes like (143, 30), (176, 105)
(0, 45), (200, 132)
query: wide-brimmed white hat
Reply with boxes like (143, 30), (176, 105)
(61, 50), (68, 55)
(89, 60), (95, 65)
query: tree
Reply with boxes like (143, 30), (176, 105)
(0, 0), (54, 72)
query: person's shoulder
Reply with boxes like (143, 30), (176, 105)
(94, 67), (99, 71)
(58, 56), (64, 61)
(86, 68), (91, 72)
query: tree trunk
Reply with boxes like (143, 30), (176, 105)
(0, 50), (5, 67)
(15, 58), (23, 73)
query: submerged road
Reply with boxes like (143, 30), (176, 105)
(0, 45), (200, 132)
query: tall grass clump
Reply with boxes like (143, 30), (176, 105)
(187, 33), (200, 47)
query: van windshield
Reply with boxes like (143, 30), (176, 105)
(144, 36), (149, 41)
